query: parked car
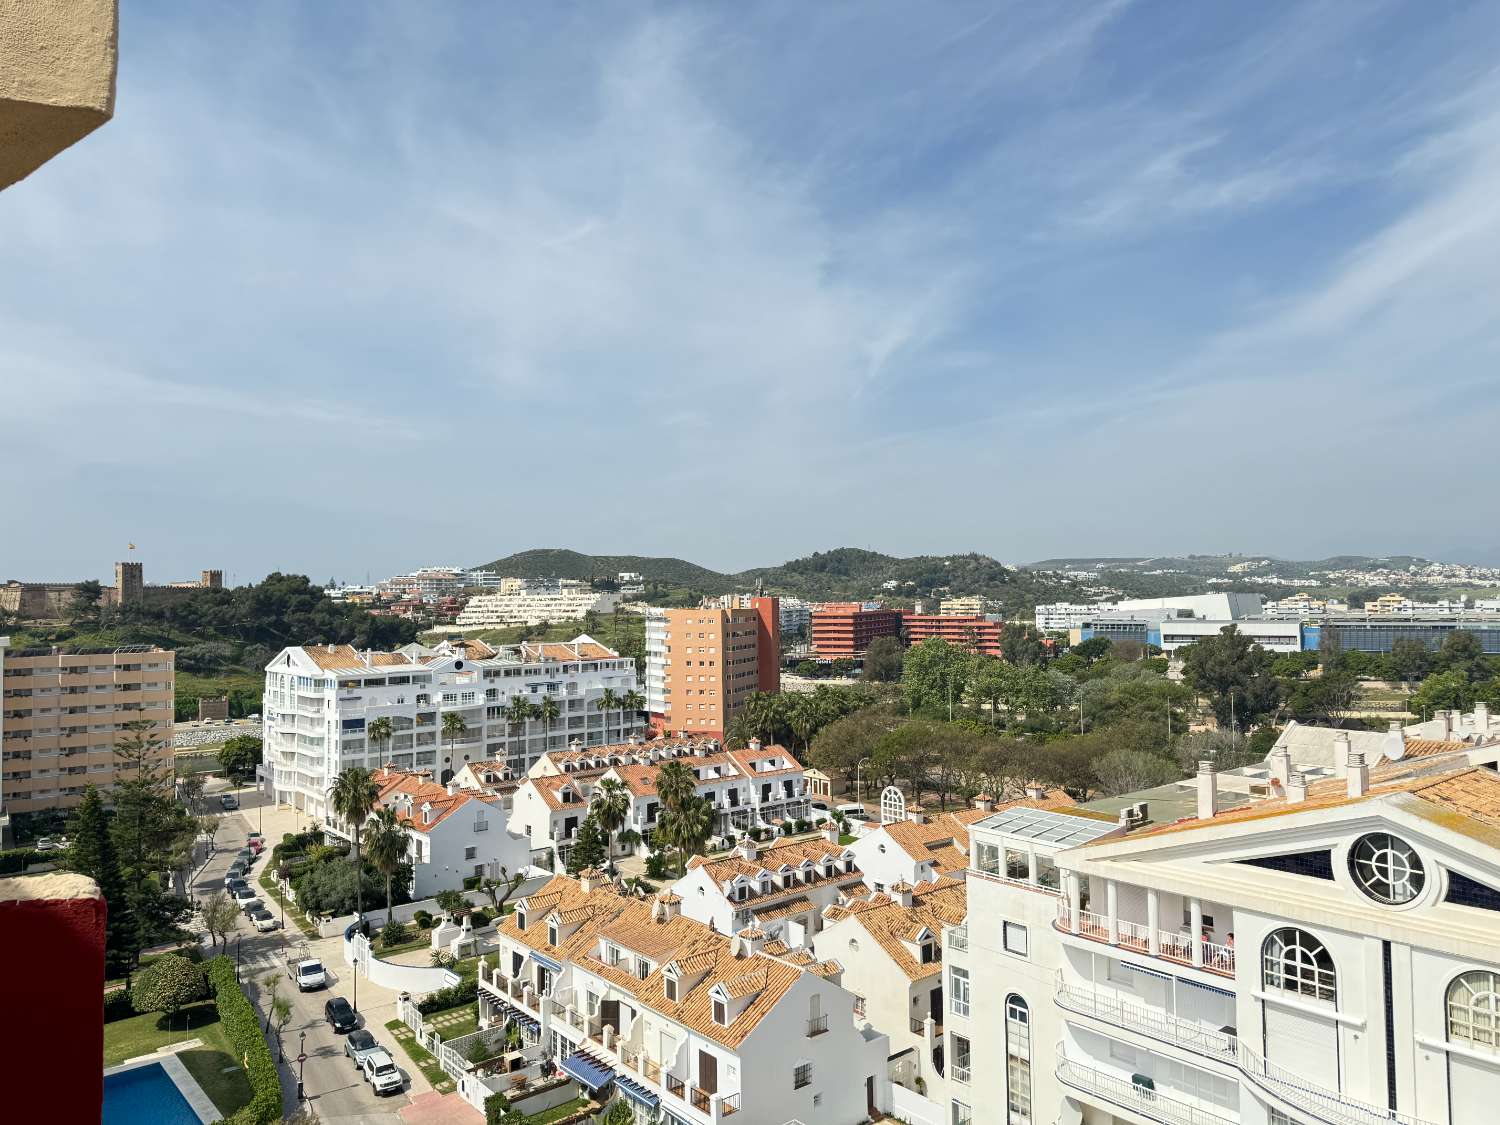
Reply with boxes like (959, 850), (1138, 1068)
(226, 879), (247, 895)
(325, 996), (358, 1033)
(220, 794), (238, 810)
(344, 1028), (379, 1067)
(250, 909), (279, 933)
(224, 869), (245, 887)
(295, 959), (327, 991)
(361, 1049), (404, 1095)
(247, 837), (264, 853)
(232, 887), (261, 911)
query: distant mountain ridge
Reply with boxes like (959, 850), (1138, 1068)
(476, 547), (1085, 614)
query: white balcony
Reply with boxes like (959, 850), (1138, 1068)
(1054, 974), (1236, 1063)
(1055, 900), (1235, 978)
(1056, 1049), (1237, 1125)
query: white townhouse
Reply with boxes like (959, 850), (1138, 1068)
(944, 747), (1500, 1125)
(261, 636), (641, 820)
(673, 830), (866, 948)
(329, 767), (531, 898)
(509, 738), (813, 867)
(813, 878), (968, 1108)
(475, 871), (892, 1125)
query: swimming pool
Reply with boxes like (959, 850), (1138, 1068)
(103, 1060), (203, 1125)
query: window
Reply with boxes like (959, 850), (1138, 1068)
(464, 846), (477, 860)
(950, 966), (970, 1018)
(1262, 927), (1336, 1002)
(1005, 850), (1029, 880)
(1003, 922), (1029, 957)
(951, 1034), (971, 1083)
(1005, 995), (1031, 1125)
(664, 977), (678, 1002)
(952, 1099), (973, 1125)
(975, 842), (1000, 875)
(1349, 833), (1425, 905)
(852, 994), (866, 1018)
(792, 1062), (812, 1089)
(548, 920), (560, 946)
(920, 940), (937, 964)
(1447, 970), (1500, 1052)
(1269, 1111), (1302, 1125)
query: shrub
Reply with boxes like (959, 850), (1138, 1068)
(469, 908), (491, 928)
(130, 953), (207, 1023)
(205, 957), (280, 1124)
(793, 819), (809, 833)
(462, 875), (482, 891)
(380, 919), (410, 947)
(780, 821), (795, 836)
(413, 909), (434, 930)
(484, 1092), (513, 1125)
(644, 852), (669, 880)
(0, 847), (43, 875)
(103, 988), (136, 1023)
(417, 977), (477, 1015)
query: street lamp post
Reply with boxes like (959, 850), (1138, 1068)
(855, 756), (872, 807)
(235, 935), (241, 983)
(297, 1030), (307, 1102)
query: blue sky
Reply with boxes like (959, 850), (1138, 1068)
(6, 1), (1500, 584)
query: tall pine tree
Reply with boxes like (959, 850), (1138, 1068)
(566, 814), (607, 876)
(67, 786), (133, 976)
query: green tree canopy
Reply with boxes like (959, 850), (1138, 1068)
(130, 952), (206, 1025)
(218, 735), (263, 781)
(566, 814), (608, 874)
(862, 635), (904, 682)
(1179, 625), (1283, 731)
(902, 638), (974, 718)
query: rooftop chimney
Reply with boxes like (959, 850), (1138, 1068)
(747, 737), (762, 752)
(973, 795), (995, 813)
(737, 835), (758, 862)
(890, 881), (914, 908)
(1269, 746), (1291, 787)
(734, 927), (767, 957)
(651, 893), (681, 922)
(1333, 732), (1352, 778)
(906, 805), (926, 825)
(822, 821), (840, 844)
(1286, 772), (1308, 804)
(447, 778), (460, 797)
(1439, 709), (1454, 739)
(1196, 761), (1218, 820)
(578, 867), (600, 894)
(1347, 752), (1369, 799)
(1476, 702), (1491, 737)
(1024, 784), (1048, 801)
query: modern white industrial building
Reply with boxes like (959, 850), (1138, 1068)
(261, 636), (641, 820)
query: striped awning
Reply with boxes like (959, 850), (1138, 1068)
(614, 1073), (659, 1109)
(529, 950), (563, 972)
(560, 1051), (615, 1092)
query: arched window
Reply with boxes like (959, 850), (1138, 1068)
(1005, 994), (1031, 1125)
(1348, 833), (1425, 905)
(1262, 928), (1337, 1002)
(1447, 971), (1500, 1052)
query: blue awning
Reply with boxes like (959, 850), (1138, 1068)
(560, 1051), (616, 1092)
(530, 950), (563, 972)
(614, 1074), (660, 1109)
(1182, 978), (1235, 998)
(1119, 961), (1170, 980)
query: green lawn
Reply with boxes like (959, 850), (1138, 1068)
(374, 933), (431, 958)
(104, 1002), (254, 1118)
(258, 870), (319, 938)
(526, 1096), (592, 1123)
(385, 1018), (452, 1092)
(432, 1009), (479, 1042)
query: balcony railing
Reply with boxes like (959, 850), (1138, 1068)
(1054, 975), (1237, 1062)
(807, 1014), (829, 1037)
(665, 1073), (686, 1099)
(947, 924), (969, 951)
(1055, 901), (1235, 978)
(643, 1059), (660, 1082)
(1238, 1042), (1436, 1125)
(1056, 1052), (1237, 1125)
(690, 1087), (712, 1113)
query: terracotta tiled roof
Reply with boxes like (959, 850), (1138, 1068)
(752, 896), (812, 922)
(824, 879), (967, 981)
(880, 792), (1073, 872)
(302, 644), (366, 671)
(1400, 739), (1473, 759)
(522, 775), (594, 812)
(371, 767), (502, 831)
(688, 837), (855, 886)
(1118, 764), (1500, 841)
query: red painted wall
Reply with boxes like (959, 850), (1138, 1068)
(0, 874), (105, 1120)
(751, 596), (782, 694)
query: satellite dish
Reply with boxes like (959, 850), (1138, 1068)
(1383, 728), (1406, 761)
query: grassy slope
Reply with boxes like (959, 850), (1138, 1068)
(422, 613), (643, 653)
(476, 548), (732, 590)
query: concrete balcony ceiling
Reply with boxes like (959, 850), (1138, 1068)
(0, 0), (118, 191)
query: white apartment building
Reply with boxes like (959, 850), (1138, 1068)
(779, 598), (812, 639)
(509, 738), (811, 867)
(262, 636), (641, 821)
(644, 610), (669, 716)
(455, 588), (621, 629)
(325, 766), (531, 897)
(673, 830), (865, 948)
(380, 566), (468, 602)
(1039, 594), (1265, 633)
(475, 871), (891, 1125)
(940, 750), (1500, 1125)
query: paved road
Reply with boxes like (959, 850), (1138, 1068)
(193, 783), (417, 1124)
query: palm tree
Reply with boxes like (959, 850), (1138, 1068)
(595, 688), (621, 742)
(441, 712), (468, 780)
(663, 795), (712, 874)
(327, 767), (379, 922)
(591, 777), (631, 860)
(365, 806), (410, 923)
(505, 696), (535, 740)
(620, 690), (646, 736)
(367, 716), (394, 765)
(535, 696), (561, 753)
(654, 759), (695, 814)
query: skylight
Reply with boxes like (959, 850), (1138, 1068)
(978, 807), (1116, 846)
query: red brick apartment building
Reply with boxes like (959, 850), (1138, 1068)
(646, 597), (780, 738)
(809, 604), (904, 658)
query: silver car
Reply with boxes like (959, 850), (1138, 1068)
(232, 886), (261, 911)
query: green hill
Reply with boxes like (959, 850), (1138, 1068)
(476, 549), (734, 592)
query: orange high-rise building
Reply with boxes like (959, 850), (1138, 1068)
(902, 614), (1003, 657)
(809, 604), (904, 657)
(645, 597), (780, 738)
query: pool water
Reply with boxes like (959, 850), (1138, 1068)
(104, 1062), (202, 1125)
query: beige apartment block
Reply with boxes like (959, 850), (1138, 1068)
(0, 638), (175, 815)
(0, 0), (118, 191)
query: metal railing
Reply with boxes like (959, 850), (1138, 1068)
(947, 924), (969, 951)
(807, 1014), (829, 1037)
(1238, 1042), (1435, 1125)
(721, 1090), (741, 1116)
(1054, 975), (1237, 1062)
(1055, 901), (1234, 977)
(665, 1073), (685, 1099)
(1055, 1051), (1237, 1125)
(691, 1087), (712, 1113)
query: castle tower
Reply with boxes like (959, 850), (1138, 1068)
(201, 569), (223, 589)
(114, 561), (144, 606)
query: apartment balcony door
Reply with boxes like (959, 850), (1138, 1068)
(698, 1050), (718, 1094)
(600, 999), (620, 1037)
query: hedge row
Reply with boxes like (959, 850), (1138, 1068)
(0, 847), (44, 874)
(416, 977), (477, 1015)
(104, 988), (136, 1023)
(205, 956), (281, 1124)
